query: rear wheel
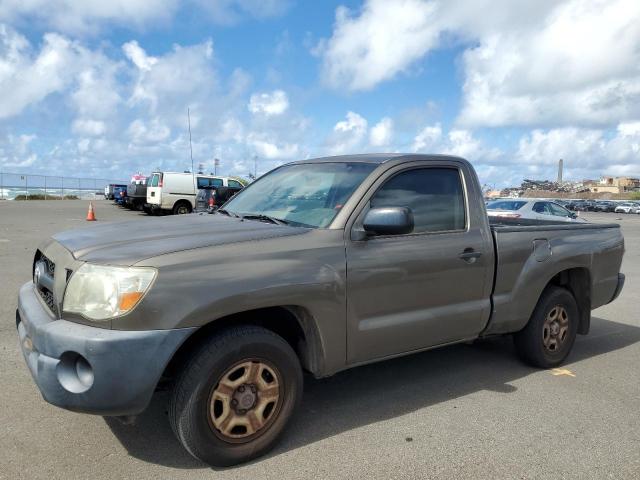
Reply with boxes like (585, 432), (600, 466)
(169, 326), (303, 467)
(173, 202), (192, 215)
(514, 286), (579, 368)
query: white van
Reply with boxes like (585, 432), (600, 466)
(146, 172), (243, 214)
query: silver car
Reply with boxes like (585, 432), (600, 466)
(487, 199), (588, 223)
(614, 202), (640, 214)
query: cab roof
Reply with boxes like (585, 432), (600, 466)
(288, 153), (466, 165)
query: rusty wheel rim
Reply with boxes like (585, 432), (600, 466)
(542, 305), (569, 353)
(208, 360), (282, 443)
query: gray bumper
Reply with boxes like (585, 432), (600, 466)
(16, 282), (196, 416)
(610, 273), (625, 303)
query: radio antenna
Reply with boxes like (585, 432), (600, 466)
(188, 108), (195, 188)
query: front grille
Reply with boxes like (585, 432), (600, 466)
(34, 250), (59, 317)
(39, 288), (57, 313)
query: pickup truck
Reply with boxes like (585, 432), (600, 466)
(125, 176), (148, 211)
(16, 154), (625, 467)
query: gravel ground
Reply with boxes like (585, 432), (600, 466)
(1, 200), (639, 479)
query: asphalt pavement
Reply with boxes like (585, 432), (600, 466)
(1, 200), (639, 479)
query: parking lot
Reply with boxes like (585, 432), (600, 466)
(1, 200), (639, 479)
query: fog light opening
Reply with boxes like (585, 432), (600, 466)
(56, 352), (94, 393)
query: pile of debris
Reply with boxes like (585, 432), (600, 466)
(500, 179), (590, 197)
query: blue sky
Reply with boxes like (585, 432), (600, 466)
(1, 0), (639, 187)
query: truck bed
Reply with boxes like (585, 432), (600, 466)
(485, 218), (624, 336)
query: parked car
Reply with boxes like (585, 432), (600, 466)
(145, 172), (244, 215)
(614, 202), (640, 214)
(594, 201), (616, 212)
(125, 174), (148, 211)
(486, 199), (587, 223)
(112, 185), (127, 205)
(195, 185), (243, 213)
(104, 183), (127, 200)
(17, 154), (625, 467)
(574, 200), (597, 212)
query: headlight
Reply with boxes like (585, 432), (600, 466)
(63, 264), (157, 321)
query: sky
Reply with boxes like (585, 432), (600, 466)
(0, 0), (639, 187)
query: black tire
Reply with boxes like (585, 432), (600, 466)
(514, 286), (579, 368)
(173, 201), (192, 215)
(169, 326), (303, 467)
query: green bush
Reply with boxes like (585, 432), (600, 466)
(630, 192), (640, 200)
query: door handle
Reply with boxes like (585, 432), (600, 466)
(459, 249), (482, 263)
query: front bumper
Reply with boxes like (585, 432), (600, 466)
(16, 282), (196, 416)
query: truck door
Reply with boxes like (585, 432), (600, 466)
(345, 162), (494, 364)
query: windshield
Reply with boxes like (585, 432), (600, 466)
(223, 162), (377, 228)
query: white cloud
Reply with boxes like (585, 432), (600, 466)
(71, 64), (122, 121)
(248, 90), (289, 116)
(72, 119), (107, 136)
(0, 0), (177, 35)
(122, 41), (157, 71)
(458, 0), (640, 127)
(411, 123), (501, 164)
(319, 0), (439, 91)
(412, 124), (443, 152)
(124, 39), (217, 122)
(515, 126), (640, 177)
(0, 133), (38, 168)
(320, 0), (640, 129)
(327, 111), (368, 154)
(0, 26), (78, 119)
(369, 117), (393, 147)
(127, 118), (171, 144)
(247, 133), (298, 159)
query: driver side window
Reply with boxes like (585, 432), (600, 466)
(370, 167), (466, 233)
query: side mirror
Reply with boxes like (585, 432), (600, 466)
(363, 207), (414, 236)
(569, 212), (577, 219)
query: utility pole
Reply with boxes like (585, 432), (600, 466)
(214, 158), (220, 176)
(254, 155), (258, 178)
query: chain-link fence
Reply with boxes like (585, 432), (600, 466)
(0, 172), (128, 200)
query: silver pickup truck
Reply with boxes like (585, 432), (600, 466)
(16, 154), (625, 466)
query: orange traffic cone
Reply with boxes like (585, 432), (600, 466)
(86, 202), (97, 221)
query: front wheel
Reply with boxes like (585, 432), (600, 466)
(514, 286), (579, 368)
(169, 326), (303, 467)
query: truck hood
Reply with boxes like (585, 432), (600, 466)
(52, 214), (309, 265)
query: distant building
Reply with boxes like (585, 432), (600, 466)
(590, 176), (640, 193)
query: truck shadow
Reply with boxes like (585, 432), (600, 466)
(104, 316), (640, 469)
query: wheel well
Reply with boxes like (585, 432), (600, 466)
(547, 267), (591, 334)
(160, 306), (321, 386)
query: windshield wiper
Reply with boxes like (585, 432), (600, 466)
(241, 214), (289, 225)
(217, 208), (239, 218)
